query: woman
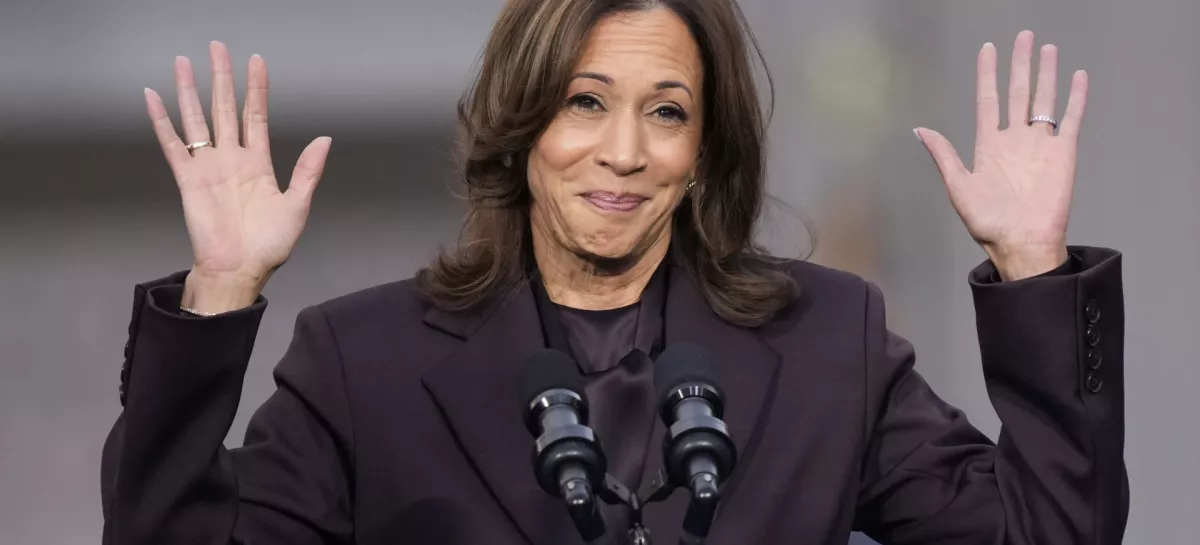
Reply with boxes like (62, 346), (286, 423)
(101, 0), (1127, 543)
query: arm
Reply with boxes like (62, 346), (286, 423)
(853, 246), (1128, 544)
(101, 273), (355, 545)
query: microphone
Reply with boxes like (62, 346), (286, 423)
(654, 343), (737, 541)
(517, 349), (608, 542)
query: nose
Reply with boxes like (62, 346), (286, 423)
(594, 108), (647, 177)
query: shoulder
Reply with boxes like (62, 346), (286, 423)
(292, 276), (468, 378)
(754, 257), (881, 337)
(774, 257), (877, 312)
(305, 276), (435, 338)
(776, 258), (873, 298)
(300, 258), (885, 335)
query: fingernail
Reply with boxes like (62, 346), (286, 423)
(912, 128), (924, 143)
(982, 42), (994, 49)
(251, 53), (262, 60)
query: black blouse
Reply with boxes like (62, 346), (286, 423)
(531, 263), (668, 540)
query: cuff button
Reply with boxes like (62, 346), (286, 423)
(1087, 348), (1103, 370)
(1085, 299), (1101, 323)
(1085, 372), (1103, 393)
(1085, 324), (1102, 347)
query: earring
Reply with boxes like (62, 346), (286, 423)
(686, 178), (697, 191)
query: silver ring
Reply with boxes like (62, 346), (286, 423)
(185, 140), (213, 152)
(1029, 115), (1058, 130)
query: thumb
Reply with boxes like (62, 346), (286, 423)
(288, 136), (333, 201)
(914, 127), (968, 183)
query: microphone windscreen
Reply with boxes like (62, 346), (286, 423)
(654, 342), (717, 402)
(517, 349), (586, 409)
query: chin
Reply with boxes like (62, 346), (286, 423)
(562, 215), (665, 268)
(569, 228), (646, 266)
(575, 238), (639, 261)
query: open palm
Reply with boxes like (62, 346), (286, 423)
(145, 41), (331, 292)
(916, 31), (1089, 280)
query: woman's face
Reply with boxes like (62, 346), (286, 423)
(528, 7), (704, 265)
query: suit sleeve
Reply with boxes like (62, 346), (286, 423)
(101, 272), (356, 545)
(852, 246), (1128, 544)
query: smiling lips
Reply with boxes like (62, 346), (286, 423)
(582, 191), (649, 212)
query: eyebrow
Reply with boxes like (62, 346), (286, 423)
(654, 80), (694, 100)
(572, 72), (694, 100)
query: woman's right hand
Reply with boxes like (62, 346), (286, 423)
(145, 41), (331, 313)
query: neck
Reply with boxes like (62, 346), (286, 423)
(532, 231), (670, 311)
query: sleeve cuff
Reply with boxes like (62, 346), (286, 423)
(148, 284), (268, 320)
(118, 271), (268, 406)
(973, 246), (1093, 286)
(969, 245), (1123, 398)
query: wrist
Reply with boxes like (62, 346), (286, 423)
(985, 244), (1069, 281)
(182, 268), (268, 314)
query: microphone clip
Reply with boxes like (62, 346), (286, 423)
(598, 473), (654, 545)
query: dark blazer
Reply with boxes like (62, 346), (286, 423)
(101, 246), (1128, 545)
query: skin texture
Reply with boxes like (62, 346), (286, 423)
(529, 8), (704, 310)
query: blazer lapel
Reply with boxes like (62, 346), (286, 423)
(421, 283), (584, 545)
(419, 264), (785, 543)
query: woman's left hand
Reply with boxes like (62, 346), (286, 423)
(915, 30), (1089, 281)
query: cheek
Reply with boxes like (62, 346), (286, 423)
(651, 184), (688, 229)
(529, 122), (594, 195)
(527, 134), (589, 235)
(648, 137), (699, 192)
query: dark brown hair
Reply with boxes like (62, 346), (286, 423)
(417, 0), (798, 327)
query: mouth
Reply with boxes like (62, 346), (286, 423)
(580, 191), (649, 213)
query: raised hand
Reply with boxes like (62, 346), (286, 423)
(915, 31), (1088, 281)
(144, 41), (331, 313)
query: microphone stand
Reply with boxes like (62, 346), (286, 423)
(597, 474), (653, 545)
(637, 467), (718, 545)
(568, 462), (722, 545)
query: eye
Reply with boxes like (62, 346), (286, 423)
(567, 94), (604, 112)
(653, 104), (689, 123)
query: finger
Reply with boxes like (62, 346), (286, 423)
(1007, 30), (1036, 128)
(242, 54), (271, 151)
(976, 42), (1001, 136)
(914, 128), (969, 182)
(287, 137), (333, 201)
(1030, 44), (1059, 135)
(174, 56), (211, 147)
(144, 88), (191, 169)
(209, 41), (240, 147)
(1059, 70), (1089, 139)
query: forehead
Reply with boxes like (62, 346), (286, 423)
(575, 8), (703, 87)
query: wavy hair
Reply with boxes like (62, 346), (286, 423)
(417, 0), (798, 327)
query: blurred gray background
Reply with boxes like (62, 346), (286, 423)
(1, 0), (1196, 543)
